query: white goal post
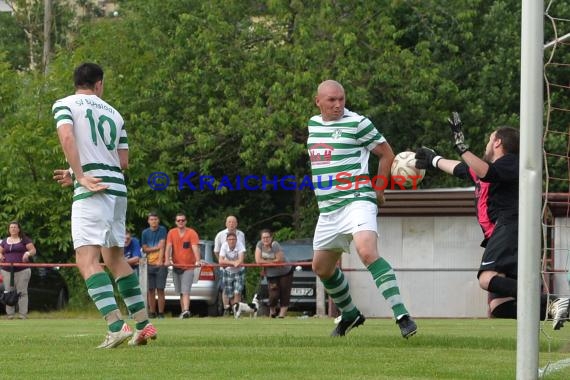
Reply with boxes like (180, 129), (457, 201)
(517, 1), (543, 379)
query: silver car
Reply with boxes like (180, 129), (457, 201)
(164, 240), (223, 317)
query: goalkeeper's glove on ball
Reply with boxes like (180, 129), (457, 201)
(415, 147), (442, 169)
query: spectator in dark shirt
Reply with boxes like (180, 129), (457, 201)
(124, 230), (142, 276)
(0, 221), (37, 319)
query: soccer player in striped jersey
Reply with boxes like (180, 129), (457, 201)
(307, 80), (417, 338)
(52, 63), (156, 348)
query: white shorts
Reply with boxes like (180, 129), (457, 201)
(313, 201), (378, 252)
(71, 193), (127, 249)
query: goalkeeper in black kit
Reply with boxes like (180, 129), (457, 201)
(415, 112), (569, 329)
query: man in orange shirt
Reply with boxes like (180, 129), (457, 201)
(165, 213), (200, 318)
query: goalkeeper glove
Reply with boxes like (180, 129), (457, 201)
(415, 147), (442, 169)
(448, 111), (469, 155)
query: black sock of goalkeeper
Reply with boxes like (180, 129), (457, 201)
(487, 276), (517, 298)
(491, 296), (547, 319)
(540, 294), (547, 320)
(491, 300), (517, 319)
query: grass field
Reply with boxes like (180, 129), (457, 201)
(3, 312), (570, 379)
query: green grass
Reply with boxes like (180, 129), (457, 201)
(3, 313), (570, 379)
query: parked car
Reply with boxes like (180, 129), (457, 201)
(163, 240), (223, 317)
(0, 258), (69, 313)
(256, 239), (322, 316)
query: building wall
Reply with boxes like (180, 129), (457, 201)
(342, 215), (489, 318)
(552, 217), (570, 296)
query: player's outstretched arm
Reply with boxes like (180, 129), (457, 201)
(415, 147), (441, 169)
(415, 147), (461, 176)
(447, 112), (489, 177)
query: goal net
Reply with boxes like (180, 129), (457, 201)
(539, 0), (570, 376)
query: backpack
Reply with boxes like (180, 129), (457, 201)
(0, 265), (21, 306)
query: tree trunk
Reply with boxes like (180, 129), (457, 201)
(25, 28), (35, 71)
(42, 0), (52, 75)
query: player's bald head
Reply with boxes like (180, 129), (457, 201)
(315, 80), (345, 121)
(317, 80), (344, 96)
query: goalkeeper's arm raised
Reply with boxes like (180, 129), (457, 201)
(415, 147), (461, 175)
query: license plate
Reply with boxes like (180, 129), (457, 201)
(291, 287), (313, 296)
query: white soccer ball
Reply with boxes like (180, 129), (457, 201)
(295, 265), (302, 272)
(390, 151), (425, 188)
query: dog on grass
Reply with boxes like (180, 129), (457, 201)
(233, 294), (259, 319)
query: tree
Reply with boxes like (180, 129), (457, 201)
(0, 12), (28, 70)
(1, 0), (83, 72)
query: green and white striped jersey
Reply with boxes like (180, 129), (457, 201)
(307, 108), (386, 214)
(52, 94), (128, 202)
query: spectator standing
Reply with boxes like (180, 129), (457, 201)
(165, 213), (200, 319)
(219, 232), (246, 315)
(214, 215), (245, 261)
(141, 212), (167, 318)
(52, 62), (155, 347)
(0, 221), (37, 320)
(254, 229), (293, 318)
(124, 230), (142, 276)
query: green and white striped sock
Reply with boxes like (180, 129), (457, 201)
(86, 272), (123, 332)
(116, 272), (148, 330)
(368, 257), (408, 319)
(321, 268), (359, 320)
